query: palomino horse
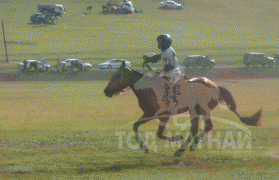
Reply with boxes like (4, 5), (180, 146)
(104, 61), (263, 157)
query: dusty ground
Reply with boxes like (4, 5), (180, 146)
(0, 72), (20, 82)
(1, 67), (278, 83)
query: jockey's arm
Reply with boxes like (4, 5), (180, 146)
(146, 54), (161, 63)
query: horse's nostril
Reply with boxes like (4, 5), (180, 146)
(104, 89), (113, 97)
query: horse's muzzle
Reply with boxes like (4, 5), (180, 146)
(104, 89), (114, 97)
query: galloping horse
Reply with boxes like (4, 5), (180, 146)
(104, 61), (263, 157)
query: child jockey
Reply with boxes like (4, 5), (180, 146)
(143, 34), (182, 83)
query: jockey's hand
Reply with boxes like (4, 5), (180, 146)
(143, 55), (150, 61)
(142, 60), (148, 68)
(142, 55), (149, 67)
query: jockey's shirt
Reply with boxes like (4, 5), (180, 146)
(160, 47), (178, 72)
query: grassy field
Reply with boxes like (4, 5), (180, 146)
(1, 0), (279, 179)
(0, 0), (279, 66)
(0, 79), (279, 179)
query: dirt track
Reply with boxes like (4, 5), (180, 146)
(182, 67), (279, 80)
(0, 67), (278, 82)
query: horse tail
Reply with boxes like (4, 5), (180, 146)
(218, 86), (263, 127)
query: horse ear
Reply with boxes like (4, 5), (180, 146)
(121, 60), (125, 68)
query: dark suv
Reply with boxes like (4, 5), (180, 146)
(30, 13), (58, 24)
(242, 53), (275, 67)
(183, 55), (216, 68)
(273, 53), (279, 66)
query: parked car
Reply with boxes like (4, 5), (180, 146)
(30, 13), (60, 24)
(160, 1), (183, 9)
(102, 0), (135, 14)
(60, 59), (92, 71)
(183, 55), (216, 68)
(98, 59), (131, 69)
(18, 57), (51, 72)
(37, 4), (66, 17)
(273, 53), (279, 66)
(242, 53), (275, 67)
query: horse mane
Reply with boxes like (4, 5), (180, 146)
(130, 68), (144, 78)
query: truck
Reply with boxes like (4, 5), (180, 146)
(37, 4), (65, 17)
(30, 13), (60, 24)
(30, 4), (65, 24)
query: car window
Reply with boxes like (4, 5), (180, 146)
(186, 57), (194, 60)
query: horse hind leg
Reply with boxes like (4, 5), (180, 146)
(174, 113), (200, 157)
(190, 113), (213, 151)
(133, 114), (155, 153)
(157, 116), (183, 142)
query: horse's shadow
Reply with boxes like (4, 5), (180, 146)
(71, 162), (157, 174)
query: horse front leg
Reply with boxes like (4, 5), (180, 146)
(158, 116), (183, 142)
(133, 114), (155, 153)
(174, 113), (200, 157)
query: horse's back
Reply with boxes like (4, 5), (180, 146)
(179, 77), (219, 107)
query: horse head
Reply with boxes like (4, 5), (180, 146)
(104, 60), (142, 97)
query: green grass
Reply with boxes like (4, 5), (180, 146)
(1, 0), (279, 179)
(0, 79), (279, 179)
(0, 0), (279, 66)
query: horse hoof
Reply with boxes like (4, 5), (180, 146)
(174, 135), (183, 141)
(190, 146), (197, 151)
(174, 149), (184, 157)
(143, 145), (149, 153)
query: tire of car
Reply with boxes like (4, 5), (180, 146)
(45, 66), (50, 72)
(269, 62), (275, 67)
(108, 65), (112, 69)
(207, 64), (213, 69)
(62, 64), (66, 72)
(253, 62), (258, 67)
(201, 63), (206, 68)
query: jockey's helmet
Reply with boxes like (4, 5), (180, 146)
(157, 34), (172, 50)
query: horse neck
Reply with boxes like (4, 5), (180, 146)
(128, 77), (160, 116)
(127, 70), (148, 99)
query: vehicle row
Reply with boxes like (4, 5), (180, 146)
(18, 58), (92, 72)
(97, 52), (279, 70)
(17, 52), (279, 72)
